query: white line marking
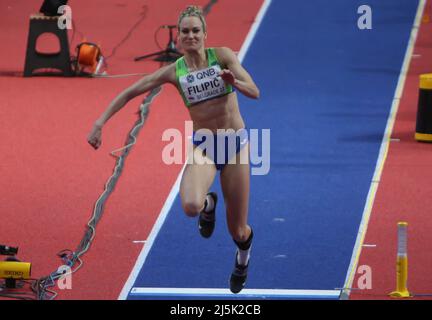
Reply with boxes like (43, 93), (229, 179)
(129, 287), (341, 299)
(342, 0), (426, 300)
(237, 0), (272, 62)
(118, 166), (186, 300)
(362, 244), (377, 248)
(118, 1), (273, 300)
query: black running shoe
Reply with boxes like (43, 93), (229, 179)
(229, 253), (249, 294)
(198, 192), (218, 238)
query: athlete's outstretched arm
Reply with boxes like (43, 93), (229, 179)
(216, 47), (260, 99)
(87, 64), (175, 149)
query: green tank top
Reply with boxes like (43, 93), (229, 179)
(175, 48), (234, 107)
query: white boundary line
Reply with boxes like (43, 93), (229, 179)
(341, 0), (426, 299)
(237, 0), (272, 62)
(118, 0), (273, 300)
(129, 288), (340, 299)
(117, 165), (186, 300)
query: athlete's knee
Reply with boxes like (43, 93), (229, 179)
(228, 225), (251, 243)
(182, 200), (203, 218)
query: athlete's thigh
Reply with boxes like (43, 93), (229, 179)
(220, 144), (250, 228)
(180, 146), (217, 205)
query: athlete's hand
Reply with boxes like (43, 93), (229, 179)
(87, 124), (102, 150)
(219, 69), (236, 85)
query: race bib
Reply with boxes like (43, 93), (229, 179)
(179, 65), (229, 105)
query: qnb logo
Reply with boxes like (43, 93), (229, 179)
(57, 5), (72, 30)
(357, 5), (372, 30)
(196, 68), (216, 80)
(187, 74), (195, 83)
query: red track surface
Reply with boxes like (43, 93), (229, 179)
(350, 3), (432, 300)
(0, 0), (263, 299)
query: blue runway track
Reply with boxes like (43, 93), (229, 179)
(125, 0), (419, 300)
